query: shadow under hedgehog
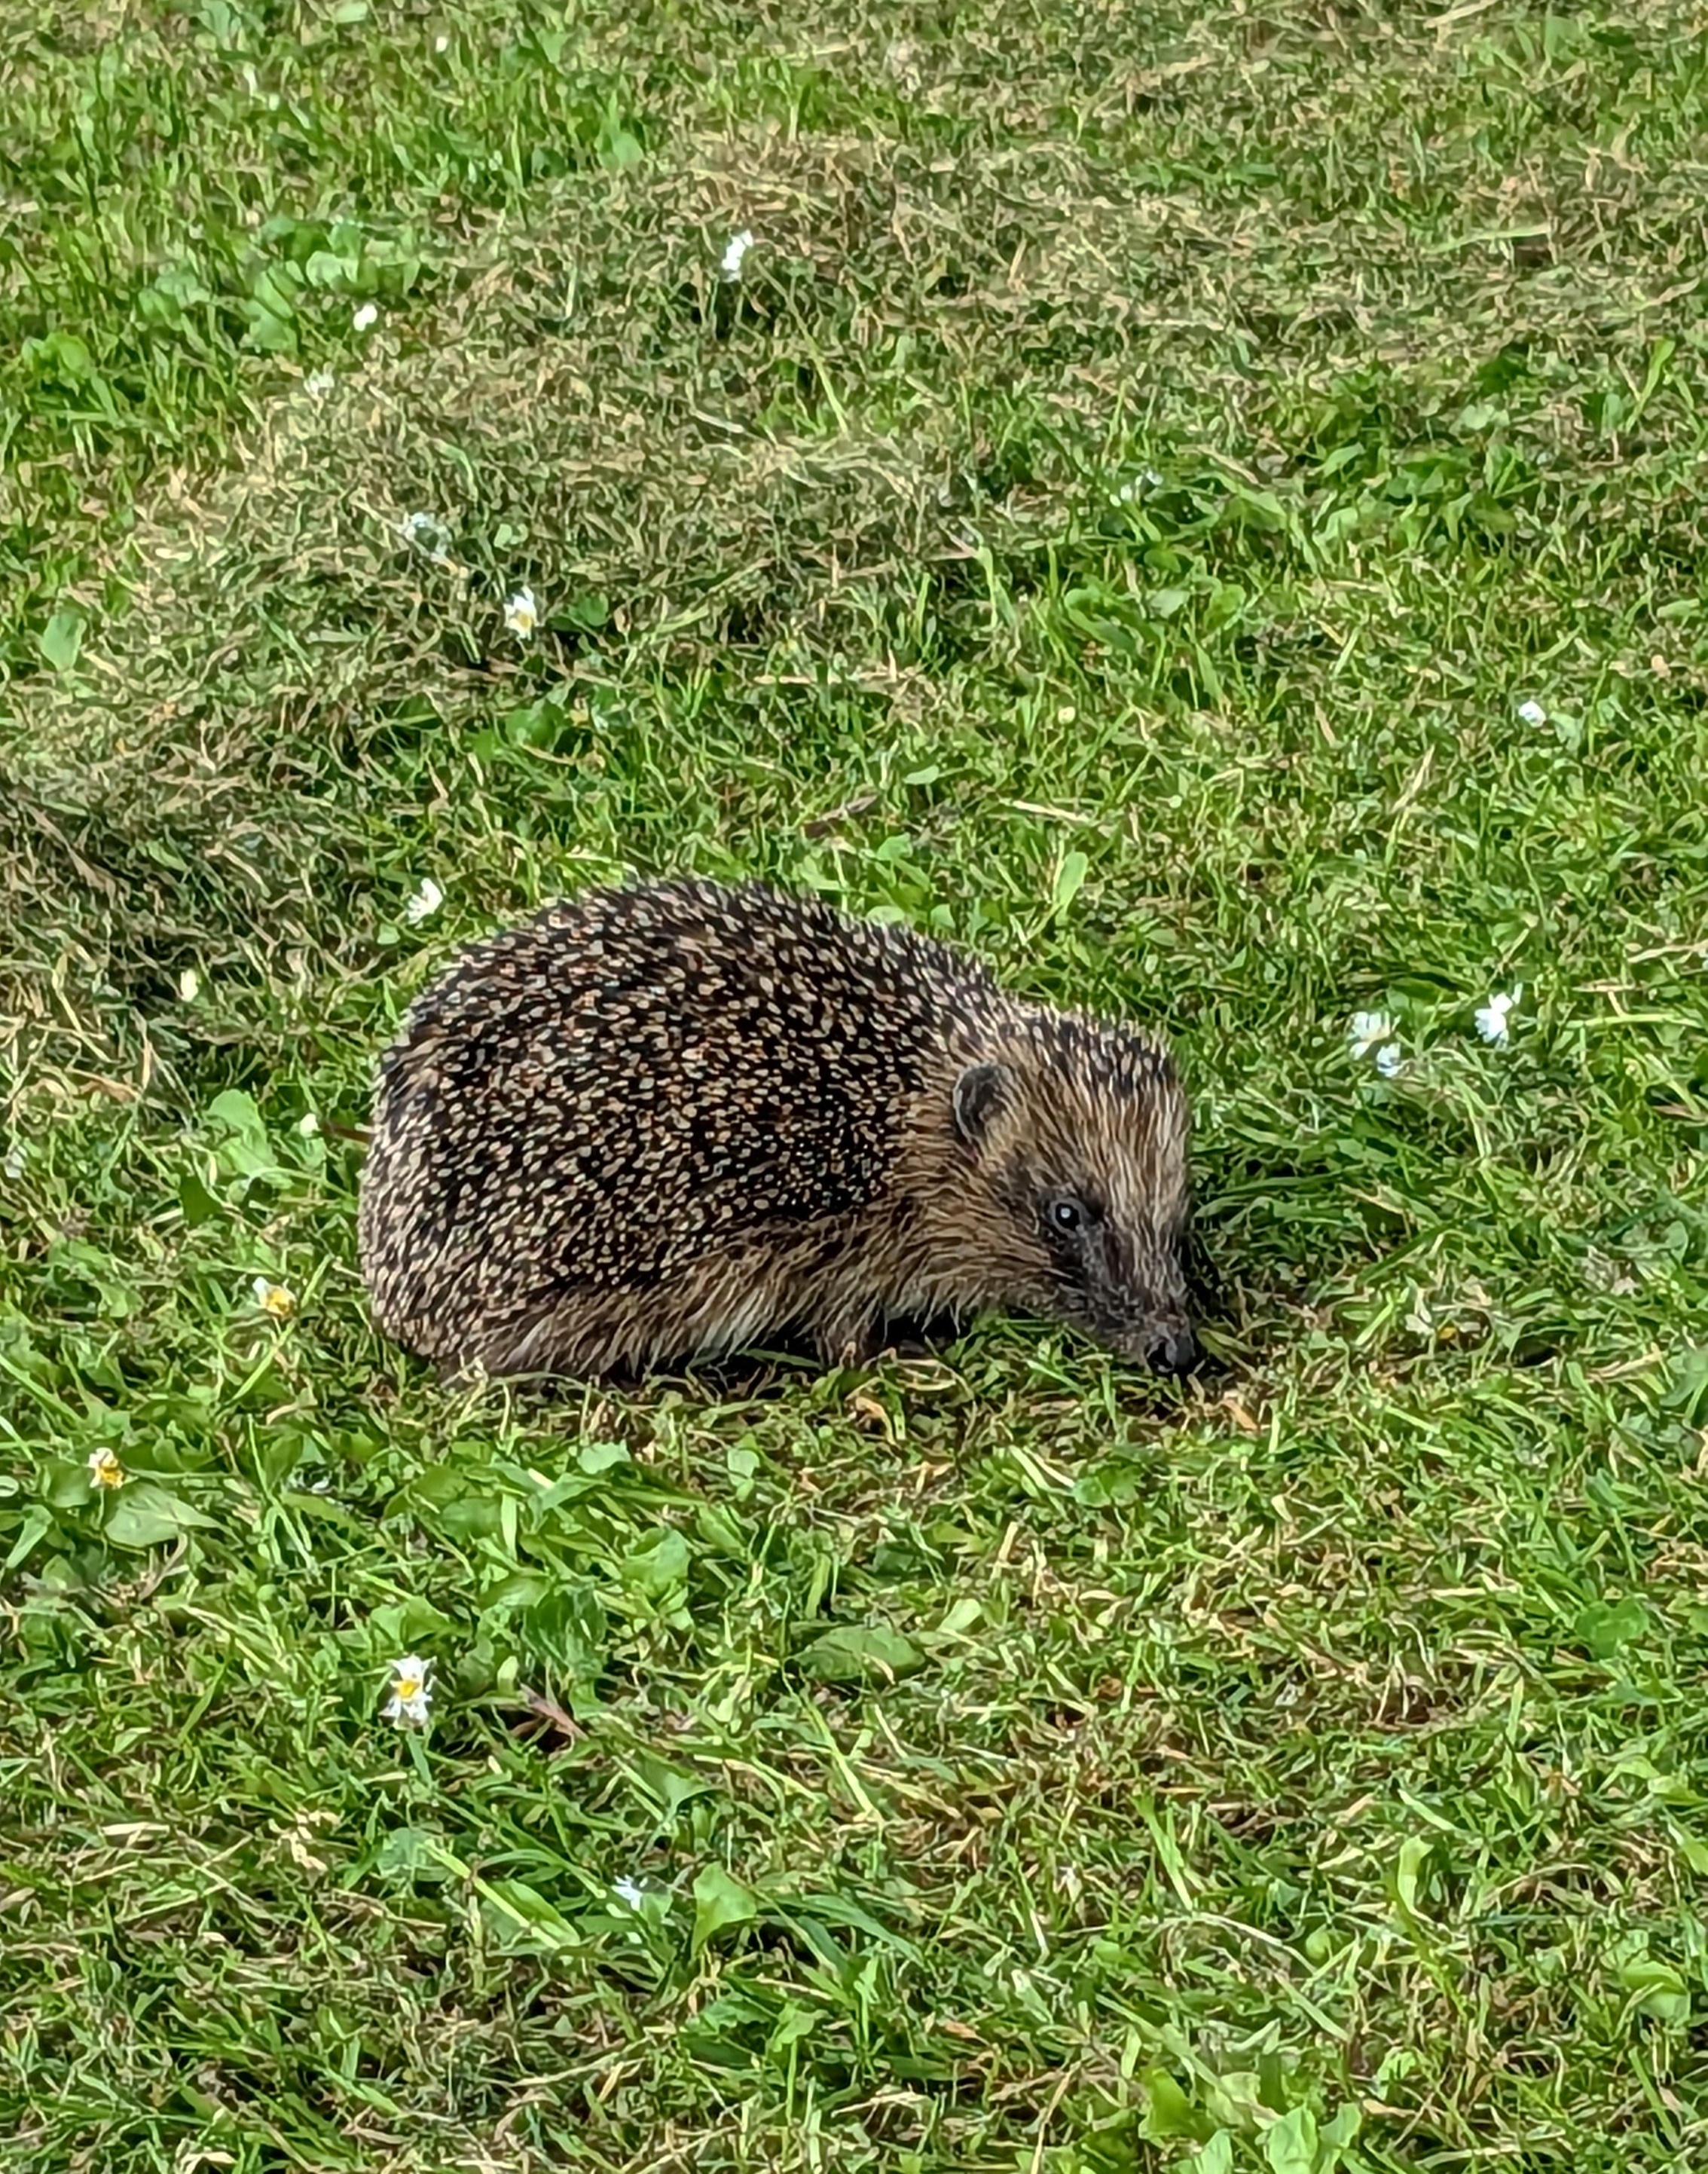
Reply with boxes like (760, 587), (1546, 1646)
(357, 878), (1196, 1381)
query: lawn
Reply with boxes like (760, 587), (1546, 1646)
(4, 2), (1708, 2169)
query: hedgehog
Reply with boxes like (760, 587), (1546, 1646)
(357, 877), (1196, 1381)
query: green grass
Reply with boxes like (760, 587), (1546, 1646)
(5, 2), (1708, 2167)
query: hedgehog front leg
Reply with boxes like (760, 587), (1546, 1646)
(875, 1310), (960, 1359)
(812, 1301), (887, 1368)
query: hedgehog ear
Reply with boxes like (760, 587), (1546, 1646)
(952, 1062), (1010, 1151)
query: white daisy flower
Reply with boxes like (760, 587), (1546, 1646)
(613, 1876), (646, 1908)
(1516, 698), (1547, 727)
(403, 876), (444, 927)
(503, 586), (539, 638)
(1475, 988), (1520, 1044)
(178, 967), (200, 1001)
(252, 1277), (295, 1320)
(720, 230), (754, 282)
(1373, 1043), (1404, 1079)
(399, 510), (454, 562)
(353, 301), (379, 332)
(88, 1445), (126, 1490)
(298, 1112), (320, 1137)
(304, 368), (335, 397)
(383, 1654), (432, 1727)
(1348, 1011), (1397, 1060)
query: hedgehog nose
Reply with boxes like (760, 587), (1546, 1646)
(1147, 1325), (1198, 1374)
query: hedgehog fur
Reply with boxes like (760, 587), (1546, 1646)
(358, 878), (1194, 1379)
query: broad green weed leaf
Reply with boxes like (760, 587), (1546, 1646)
(798, 1625), (924, 1685)
(1051, 849), (1089, 917)
(622, 1527), (691, 1598)
(39, 611), (84, 671)
(692, 1864), (758, 1953)
(1575, 1595), (1648, 1659)
(1264, 2105), (1318, 2174)
(477, 1879), (579, 1953)
(103, 1484), (216, 1550)
(1139, 2069), (1206, 2143)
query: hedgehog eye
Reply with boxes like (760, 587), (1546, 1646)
(1049, 1197), (1086, 1234)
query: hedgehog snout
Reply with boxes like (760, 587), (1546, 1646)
(1091, 1304), (1196, 1374)
(1104, 1233), (1197, 1374)
(1141, 1319), (1199, 1374)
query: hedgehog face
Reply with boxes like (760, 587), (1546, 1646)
(1028, 1167), (1196, 1371)
(952, 1026), (1196, 1373)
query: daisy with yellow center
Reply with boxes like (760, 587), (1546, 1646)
(253, 1277), (295, 1320)
(88, 1446), (126, 1490)
(383, 1654), (433, 1727)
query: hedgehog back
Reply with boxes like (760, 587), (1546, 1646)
(366, 881), (1008, 1310)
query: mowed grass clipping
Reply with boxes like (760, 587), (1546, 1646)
(4, 2), (1708, 2169)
